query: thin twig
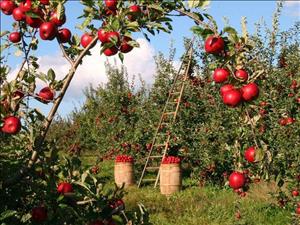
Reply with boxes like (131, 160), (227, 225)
(76, 199), (96, 205)
(16, 29), (38, 81)
(57, 40), (74, 66)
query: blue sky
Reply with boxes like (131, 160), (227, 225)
(1, 1), (299, 117)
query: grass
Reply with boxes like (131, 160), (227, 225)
(78, 155), (292, 225)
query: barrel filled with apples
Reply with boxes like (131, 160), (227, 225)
(160, 156), (182, 195)
(114, 155), (134, 188)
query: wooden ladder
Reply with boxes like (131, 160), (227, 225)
(137, 43), (194, 188)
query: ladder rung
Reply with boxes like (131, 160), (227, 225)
(142, 178), (156, 182)
(154, 143), (166, 147)
(163, 112), (176, 115)
(146, 167), (159, 171)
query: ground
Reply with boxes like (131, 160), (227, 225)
(81, 155), (290, 225)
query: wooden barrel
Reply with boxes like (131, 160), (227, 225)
(114, 162), (134, 188)
(160, 163), (182, 195)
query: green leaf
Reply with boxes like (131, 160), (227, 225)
(111, 18), (121, 31)
(255, 148), (264, 162)
(191, 26), (204, 35)
(188, 0), (210, 9)
(81, 171), (88, 183)
(0, 210), (17, 222)
(56, 3), (65, 20)
(203, 13), (218, 30)
(47, 68), (56, 82)
(147, 4), (164, 12)
(25, 11), (41, 19)
(118, 52), (124, 63)
(223, 26), (238, 36)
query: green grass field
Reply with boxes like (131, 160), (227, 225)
(80, 155), (292, 225)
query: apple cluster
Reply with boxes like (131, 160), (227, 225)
(1, 0), (72, 43)
(93, 0), (142, 56)
(161, 156), (181, 164)
(30, 182), (73, 222)
(115, 154), (134, 163)
(204, 35), (260, 107)
(78, 0), (144, 56)
(1, 86), (55, 135)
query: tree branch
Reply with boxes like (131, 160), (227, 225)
(57, 39), (74, 66)
(4, 36), (99, 186)
(245, 107), (259, 149)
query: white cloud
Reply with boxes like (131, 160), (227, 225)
(9, 38), (156, 101)
(285, 1), (300, 6)
(6, 38), (157, 116)
(284, 1), (300, 17)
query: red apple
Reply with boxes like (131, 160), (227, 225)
(106, 31), (120, 44)
(0, 0), (16, 15)
(38, 87), (54, 101)
(259, 109), (267, 116)
(25, 8), (43, 28)
(103, 46), (118, 56)
(241, 83), (259, 101)
(120, 36), (133, 53)
(229, 171), (245, 189)
(204, 35), (224, 54)
(1, 116), (21, 134)
(128, 5), (141, 21)
(220, 84), (234, 96)
(286, 117), (295, 125)
(105, 8), (117, 16)
(39, 0), (49, 5)
(105, 0), (118, 10)
(19, 0), (31, 12)
(291, 80), (297, 89)
(12, 7), (26, 21)
(39, 22), (57, 40)
(31, 207), (47, 222)
(58, 28), (71, 43)
(259, 101), (267, 107)
(213, 68), (229, 83)
(57, 182), (73, 194)
(235, 211), (241, 219)
(244, 146), (255, 163)
(235, 69), (248, 81)
(296, 207), (300, 215)
(222, 89), (242, 107)
(9, 32), (21, 43)
(97, 28), (108, 43)
(50, 11), (66, 26)
(81, 33), (94, 48)
(292, 190), (299, 197)
(109, 199), (125, 210)
(279, 118), (287, 126)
